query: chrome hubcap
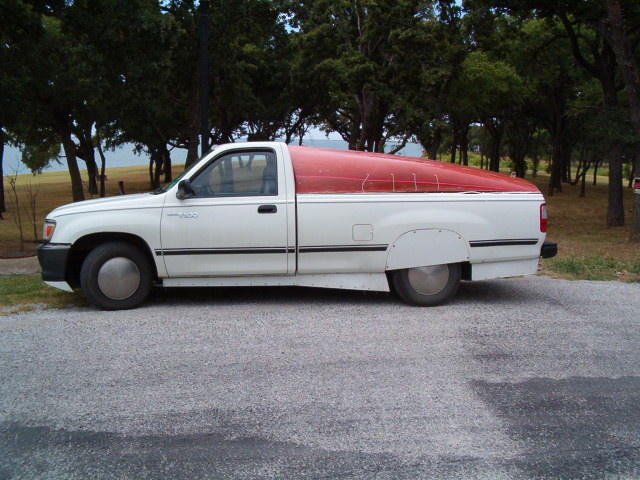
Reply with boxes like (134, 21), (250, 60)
(97, 257), (140, 300)
(407, 265), (450, 296)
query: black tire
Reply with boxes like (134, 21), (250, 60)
(80, 241), (152, 310)
(391, 263), (461, 307)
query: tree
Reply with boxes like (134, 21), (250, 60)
(292, 0), (441, 152)
(503, 18), (584, 186)
(487, 0), (633, 225)
(101, 0), (180, 189)
(456, 51), (525, 171)
(2, 3), (95, 201)
(0, 0), (48, 216)
(392, 0), (469, 160)
(602, 0), (640, 238)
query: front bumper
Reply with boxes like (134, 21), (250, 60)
(541, 241), (558, 259)
(37, 243), (71, 282)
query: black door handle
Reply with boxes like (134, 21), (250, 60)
(258, 204), (277, 214)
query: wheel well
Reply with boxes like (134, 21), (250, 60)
(386, 261), (472, 282)
(461, 261), (472, 281)
(66, 233), (158, 288)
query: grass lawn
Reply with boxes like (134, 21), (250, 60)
(0, 274), (86, 315)
(0, 158), (638, 311)
(527, 174), (639, 282)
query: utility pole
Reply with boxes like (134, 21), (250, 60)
(198, 0), (210, 158)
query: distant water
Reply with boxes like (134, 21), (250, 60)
(4, 138), (423, 174)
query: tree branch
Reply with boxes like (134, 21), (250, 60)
(558, 13), (598, 77)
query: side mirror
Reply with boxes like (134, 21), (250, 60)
(176, 179), (195, 200)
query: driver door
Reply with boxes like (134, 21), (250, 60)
(160, 148), (290, 277)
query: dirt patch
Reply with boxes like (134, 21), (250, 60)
(0, 257), (40, 276)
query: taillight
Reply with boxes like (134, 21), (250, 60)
(540, 203), (548, 233)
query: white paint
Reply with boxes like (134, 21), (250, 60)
(352, 224), (373, 241)
(163, 272), (390, 292)
(44, 281), (73, 292)
(471, 258), (539, 281)
(386, 229), (469, 270)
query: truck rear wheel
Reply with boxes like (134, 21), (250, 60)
(391, 263), (461, 306)
(80, 241), (152, 310)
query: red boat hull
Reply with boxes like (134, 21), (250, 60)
(288, 146), (539, 194)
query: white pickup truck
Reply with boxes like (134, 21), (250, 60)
(38, 142), (557, 310)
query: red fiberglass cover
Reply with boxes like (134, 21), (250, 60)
(288, 146), (540, 194)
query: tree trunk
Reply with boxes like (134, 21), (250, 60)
(633, 147), (640, 241)
(85, 155), (99, 195)
(422, 128), (442, 160)
(513, 150), (526, 178)
(602, 72), (625, 226)
(95, 128), (107, 197)
(532, 153), (539, 177)
(75, 126), (99, 195)
(576, 146), (590, 197)
(604, 0), (640, 236)
(449, 123), (458, 163)
(573, 149), (583, 185)
(96, 138), (107, 198)
(563, 145), (571, 184)
(154, 153), (162, 188)
(580, 168), (587, 197)
(185, 83), (200, 168)
(57, 119), (85, 202)
(148, 156), (154, 190)
(488, 135), (500, 172)
(149, 149), (163, 190)
(605, 0), (640, 133)
(484, 120), (503, 172)
(549, 124), (564, 195)
(0, 129), (5, 219)
(460, 124), (469, 166)
(607, 144), (625, 226)
(560, 14), (625, 225)
(186, 136), (199, 168)
(163, 144), (172, 183)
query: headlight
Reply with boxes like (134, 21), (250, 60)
(42, 219), (56, 242)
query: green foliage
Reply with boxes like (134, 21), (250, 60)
(547, 257), (640, 281)
(457, 50), (525, 116)
(20, 141), (61, 174)
(0, 274), (84, 312)
(292, 0), (447, 151)
(1, 0), (639, 229)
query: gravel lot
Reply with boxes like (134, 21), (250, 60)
(1, 276), (639, 479)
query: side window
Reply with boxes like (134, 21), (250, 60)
(190, 150), (277, 197)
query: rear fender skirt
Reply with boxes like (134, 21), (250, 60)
(386, 229), (469, 271)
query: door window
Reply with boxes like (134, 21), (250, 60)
(190, 150), (277, 197)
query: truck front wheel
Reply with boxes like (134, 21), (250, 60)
(391, 263), (461, 306)
(80, 241), (152, 310)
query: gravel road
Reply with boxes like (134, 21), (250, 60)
(1, 276), (639, 479)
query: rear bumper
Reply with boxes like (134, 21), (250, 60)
(37, 243), (71, 282)
(541, 241), (557, 259)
